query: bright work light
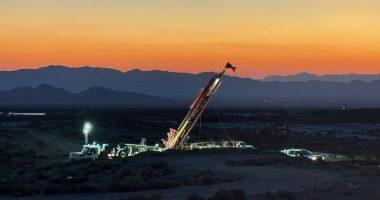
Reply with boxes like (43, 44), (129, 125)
(83, 122), (93, 145)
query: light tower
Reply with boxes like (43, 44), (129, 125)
(83, 122), (93, 145)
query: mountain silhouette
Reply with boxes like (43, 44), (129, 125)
(262, 72), (380, 82)
(1, 66), (380, 107)
(0, 65), (216, 99)
(0, 84), (167, 105)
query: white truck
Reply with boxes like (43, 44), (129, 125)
(69, 142), (110, 160)
(281, 148), (324, 161)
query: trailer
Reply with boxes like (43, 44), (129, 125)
(187, 140), (255, 150)
(116, 138), (162, 157)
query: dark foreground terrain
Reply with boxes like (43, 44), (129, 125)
(0, 106), (380, 199)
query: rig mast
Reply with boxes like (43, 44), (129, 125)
(162, 63), (236, 149)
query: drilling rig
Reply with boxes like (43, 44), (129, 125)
(162, 62), (236, 150)
(69, 63), (255, 160)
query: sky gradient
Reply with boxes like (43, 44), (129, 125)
(1, 0), (379, 78)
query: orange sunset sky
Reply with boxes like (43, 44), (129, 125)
(1, 0), (380, 78)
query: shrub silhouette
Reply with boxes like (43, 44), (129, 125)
(211, 189), (245, 200)
(119, 177), (147, 191)
(185, 193), (206, 200)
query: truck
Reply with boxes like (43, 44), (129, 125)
(69, 142), (110, 160)
(281, 148), (325, 161)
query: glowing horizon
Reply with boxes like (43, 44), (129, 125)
(1, 0), (379, 78)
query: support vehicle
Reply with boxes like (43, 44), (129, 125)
(69, 142), (110, 160)
(281, 148), (325, 161)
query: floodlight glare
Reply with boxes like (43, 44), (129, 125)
(83, 122), (93, 145)
(83, 122), (93, 135)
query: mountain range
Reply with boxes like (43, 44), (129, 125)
(262, 72), (380, 82)
(0, 84), (166, 105)
(0, 66), (214, 99)
(1, 66), (380, 107)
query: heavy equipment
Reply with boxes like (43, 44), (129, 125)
(162, 62), (237, 150)
(69, 63), (254, 160)
(69, 122), (111, 160)
(69, 142), (110, 160)
(188, 140), (254, 150)
(116, 138), (161, 157)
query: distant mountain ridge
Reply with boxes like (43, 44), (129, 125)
(0, 84), (167, 105)
(262, 72), (380, 82)
(2, 66), (380, 107)
(0, 65), (218, 99)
